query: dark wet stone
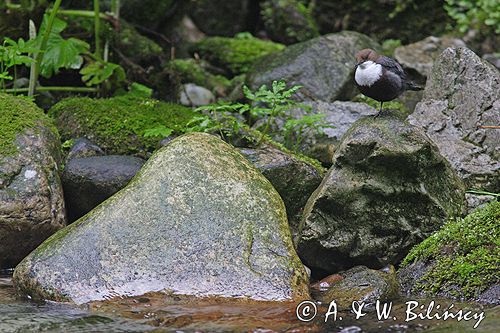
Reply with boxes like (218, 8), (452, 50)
(247, 31), (380, 102)
(297, 114), (465, 274)
(408, 47), (500, 193)
(239, 146), (324, 235)
(66, 138), (104, 161)
(62, 155), (145, 222)
(13, 133), (309, 304)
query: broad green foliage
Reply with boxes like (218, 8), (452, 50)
(0, 37), (36, 89)
(36, 14), (90, 78)
(445, 0), (500, 34)
(129, 82), (153, 98)
(143, 125), (173, 138)
(80, 60), (125, 87)
(402, 201), (500, 298)
(283, 113), (331, 152)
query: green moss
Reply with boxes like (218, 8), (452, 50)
(167, 59), (231, 92)
(402, 201), (500, 298)
(49, 94), (197, 156)
(352, 94), (410, 119)
(193, 36), (285, 75)
(0, 93), (58, 157)
(113, 21), (163, 63)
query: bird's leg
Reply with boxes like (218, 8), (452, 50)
(374, 101), (383, 118)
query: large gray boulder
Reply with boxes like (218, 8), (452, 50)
(297, 114), (465, 274)
(247, 31), (380, 102)
(62, 155), (145, 222)
(13, 133), (309, 304)
(0, 94), (66, 268)
(408, 47), (500, 192)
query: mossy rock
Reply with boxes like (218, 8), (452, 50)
(192, 36), (285, 76)
(399, 201), (500, 303)
(0, 93), (66, 268)
(261, 0), (319, 44)
(0, 93), (58, 157)
(111, 20), (163, 67)
(49, 95), (197, 157)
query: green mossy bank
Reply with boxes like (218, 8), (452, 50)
(400, 201), (500, 301)
(0, 93), (58, 157)
(49, 95), (197, 157)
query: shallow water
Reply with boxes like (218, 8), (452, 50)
(1, 271), (498, 333)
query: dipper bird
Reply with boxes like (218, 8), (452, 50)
(354, 48), (422, 116)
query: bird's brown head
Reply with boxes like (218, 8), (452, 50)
(355, 49), (379, 65)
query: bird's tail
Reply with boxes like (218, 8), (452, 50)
(405, 81), (423, 91)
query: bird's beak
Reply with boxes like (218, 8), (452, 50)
(355, 61), (362, 68)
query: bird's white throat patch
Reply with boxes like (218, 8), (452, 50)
(355, 60), (382, 87)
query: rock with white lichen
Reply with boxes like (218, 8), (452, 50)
(0, 93), (66, 268)
(13, 133), (309, 304)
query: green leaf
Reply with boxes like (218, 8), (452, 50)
(143, 125), (173, 138)
(0, 71), (13, 80)
(35, 14), (90, 78)
(80, 60), (124, 86)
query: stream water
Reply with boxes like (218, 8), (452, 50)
(1, 271), (498, 333)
